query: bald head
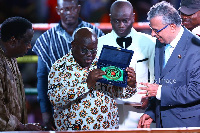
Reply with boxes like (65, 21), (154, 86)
(73, 27), (97, 45)
(109, 0), (134, 37)
(110, 0), (133, 15)
(72, 27), (98, 68)
(57, 0), (78, 7)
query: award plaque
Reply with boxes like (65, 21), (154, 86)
(97, 45), (134, 87)
(101, 66), (123, 81)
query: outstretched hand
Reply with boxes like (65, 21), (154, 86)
(15, 123), (42, 131)
(138, 82), (159, 98)
(24, 123), (43, 131)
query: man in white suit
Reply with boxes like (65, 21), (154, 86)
(97, 0), (156, 128)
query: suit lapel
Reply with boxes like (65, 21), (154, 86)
(155, 40), (165, 82)
(161, 28), (189, 78)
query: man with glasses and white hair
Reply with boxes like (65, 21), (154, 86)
(137, 1), (200, 128)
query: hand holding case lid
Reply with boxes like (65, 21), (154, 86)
(97, 45), (134, 87)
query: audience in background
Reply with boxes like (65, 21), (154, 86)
(179, 0), (200, 36)
(47, 0), (60, 23)
(80, 0), (111, 22)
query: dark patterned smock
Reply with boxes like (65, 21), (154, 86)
(0, 48), (27, 131)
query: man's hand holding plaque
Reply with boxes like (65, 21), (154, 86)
(126, 67), (136, 88)
(97, 45), (134, 87)
(86, 69), (106, 89)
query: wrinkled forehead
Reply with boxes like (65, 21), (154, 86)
(57, 0), (78, 7)
(110, 3), (133, 17)
(111, 8), (133, 18)
(77, 35), (97, 48)
(111, 1), (133, 13)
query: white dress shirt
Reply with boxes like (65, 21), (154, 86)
(192, 25), (200, 36)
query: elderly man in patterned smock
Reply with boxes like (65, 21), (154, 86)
(32, 0), (104, 129)
(48, 27), (137, 130)
(0, 17), (41, 131)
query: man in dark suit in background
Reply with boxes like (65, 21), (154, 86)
(137, 1), (200, 128)
(179, 0), (200, 36)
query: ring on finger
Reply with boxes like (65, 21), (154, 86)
(146, 91), (149, 96)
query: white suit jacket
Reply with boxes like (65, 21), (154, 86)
(97, 28), (156, 85)
(97, 28), (156, 128)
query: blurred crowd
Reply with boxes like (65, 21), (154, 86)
(0, 0), (181, 24)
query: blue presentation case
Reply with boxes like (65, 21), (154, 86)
(97, 45), (134, 87)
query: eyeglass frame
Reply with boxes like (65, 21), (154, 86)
(149, 24), (170, 33)
(56, 5), (79, 14)
(80, 47), (98, 55)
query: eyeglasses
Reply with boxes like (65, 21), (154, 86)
(57, 6), (78, 14)
(149, 24), (170, 33)
(81, 48), (97, 55)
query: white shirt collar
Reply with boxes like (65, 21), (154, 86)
(192, 25), (200, 36)
(170, 26), (184, 48)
